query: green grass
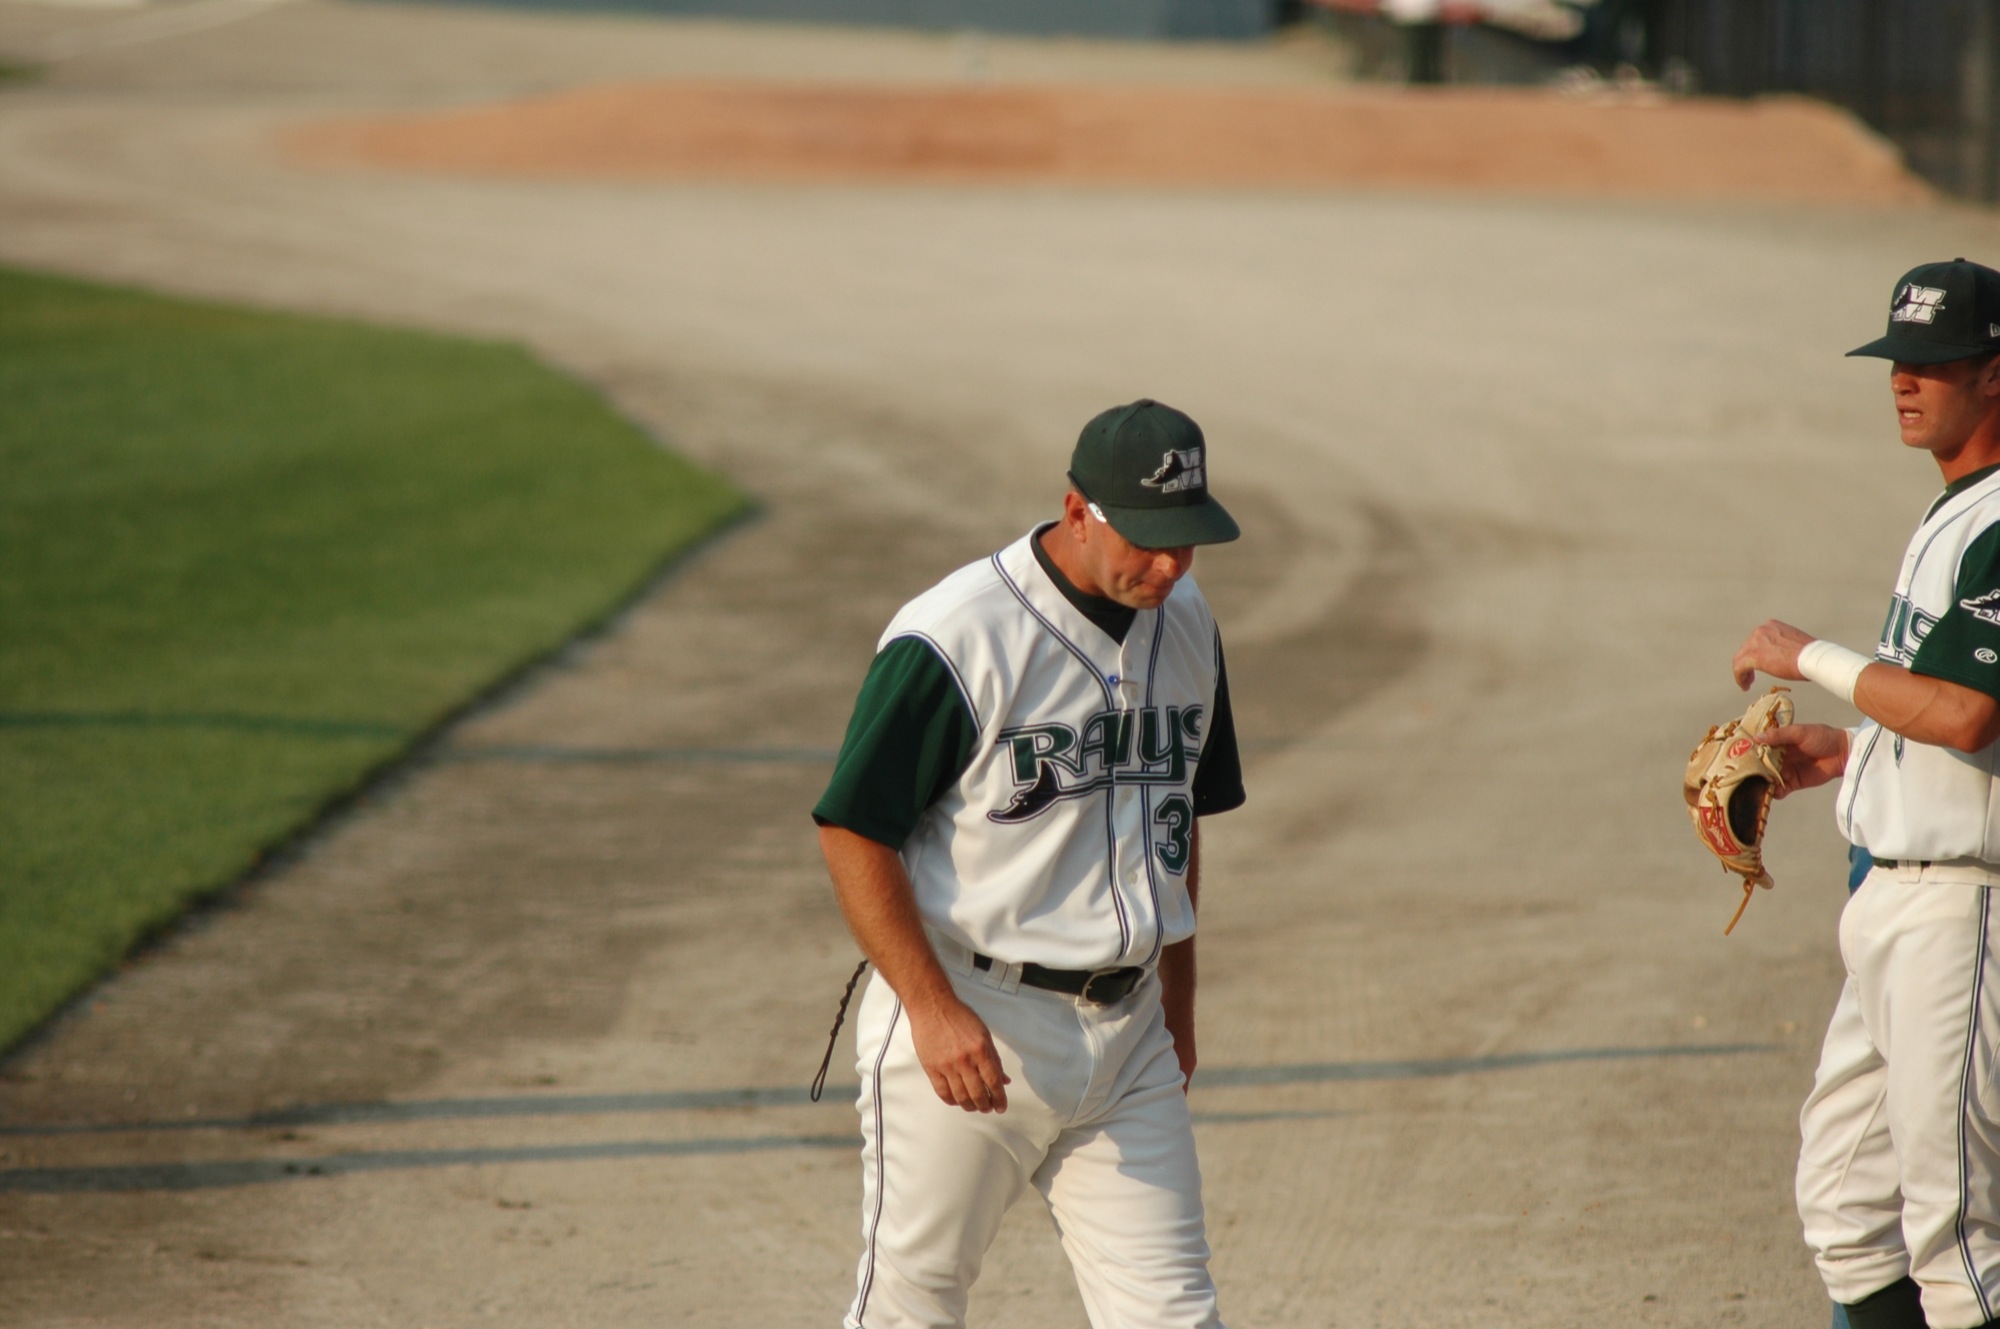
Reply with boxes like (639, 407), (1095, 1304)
(0, 266), (750, 1053)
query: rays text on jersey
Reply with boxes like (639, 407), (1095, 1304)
(989, 706), (1204, 823)
(1881, 591), (1937, 662)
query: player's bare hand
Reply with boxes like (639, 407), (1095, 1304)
(1755, 722), (1851, 797)
(1732, 620), (1816, 690)
(909, 997), (1010, 1113)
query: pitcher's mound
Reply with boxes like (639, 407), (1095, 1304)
(290, 81), (1928, 204)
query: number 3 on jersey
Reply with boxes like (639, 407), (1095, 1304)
(1154, 794), (1193, 874)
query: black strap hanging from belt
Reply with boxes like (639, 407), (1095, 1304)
(809, 959), (870, 1103)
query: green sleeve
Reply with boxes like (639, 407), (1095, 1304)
(1912, 523), (2000, 701)
(1191, 638), (1246, 817)
(812, 635), (980, 849)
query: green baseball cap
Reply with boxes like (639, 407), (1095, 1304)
(1067, 400), (1240, 549)
(1848, 258), (2000, 365)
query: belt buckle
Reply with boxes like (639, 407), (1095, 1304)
(1080, 967), (1139, 1005)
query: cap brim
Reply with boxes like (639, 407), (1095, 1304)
(1099, 497), (1241, 548)
(1847, 333), (1993, 364)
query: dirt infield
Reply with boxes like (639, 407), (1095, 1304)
(289, 81), (1928, 203)
(0, 2), (1989, 1325)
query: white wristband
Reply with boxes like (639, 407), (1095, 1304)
(1797, 639), (1871, 705)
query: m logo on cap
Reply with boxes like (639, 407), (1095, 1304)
(1140, 447), (1205, 495)
(1892, 284), (1948, 324)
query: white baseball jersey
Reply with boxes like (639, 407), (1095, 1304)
(1837, 463), (2000, 861)
(817, 523), (1242, 1329)
(816, 525), (1239, 971)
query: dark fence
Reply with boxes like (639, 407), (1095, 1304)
(373, 0), (1279, 39)
(1649, 0), (2000, 199)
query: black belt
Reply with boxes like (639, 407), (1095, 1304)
(1886, 860), (2000, 870)
(972, 952), (1149, 1005)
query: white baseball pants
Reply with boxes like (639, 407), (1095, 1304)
(1797, 863), (2000, 1329)
(844, 946), (1222, 1329)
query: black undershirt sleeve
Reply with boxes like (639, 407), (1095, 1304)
(1192, 639), (1246, 817)
(811, 636), (980, 849)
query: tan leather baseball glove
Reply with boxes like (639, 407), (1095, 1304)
(1684, 686), (1794, 934)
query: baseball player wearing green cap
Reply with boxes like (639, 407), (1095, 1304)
(813, 400), (1245, 1329)
(1734, 260), (2000, 1329)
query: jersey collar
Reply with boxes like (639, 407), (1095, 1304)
(997, 528), (1154, 679)
(1926, 462), (2000, 525)
(1028, 522), (1138, 644)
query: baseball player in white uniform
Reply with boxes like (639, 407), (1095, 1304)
(812, 400), (1245, 1329)
(1735, 259), (2000, 1329)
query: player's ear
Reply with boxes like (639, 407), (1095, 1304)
(1980, 352), (2000, 398)
(1062, 489), (1092, 538)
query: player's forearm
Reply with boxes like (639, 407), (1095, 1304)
(818, 824), (961, 1016)
(1854, 664), (2000, 752)
(1159, 938), (1196, 1042)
